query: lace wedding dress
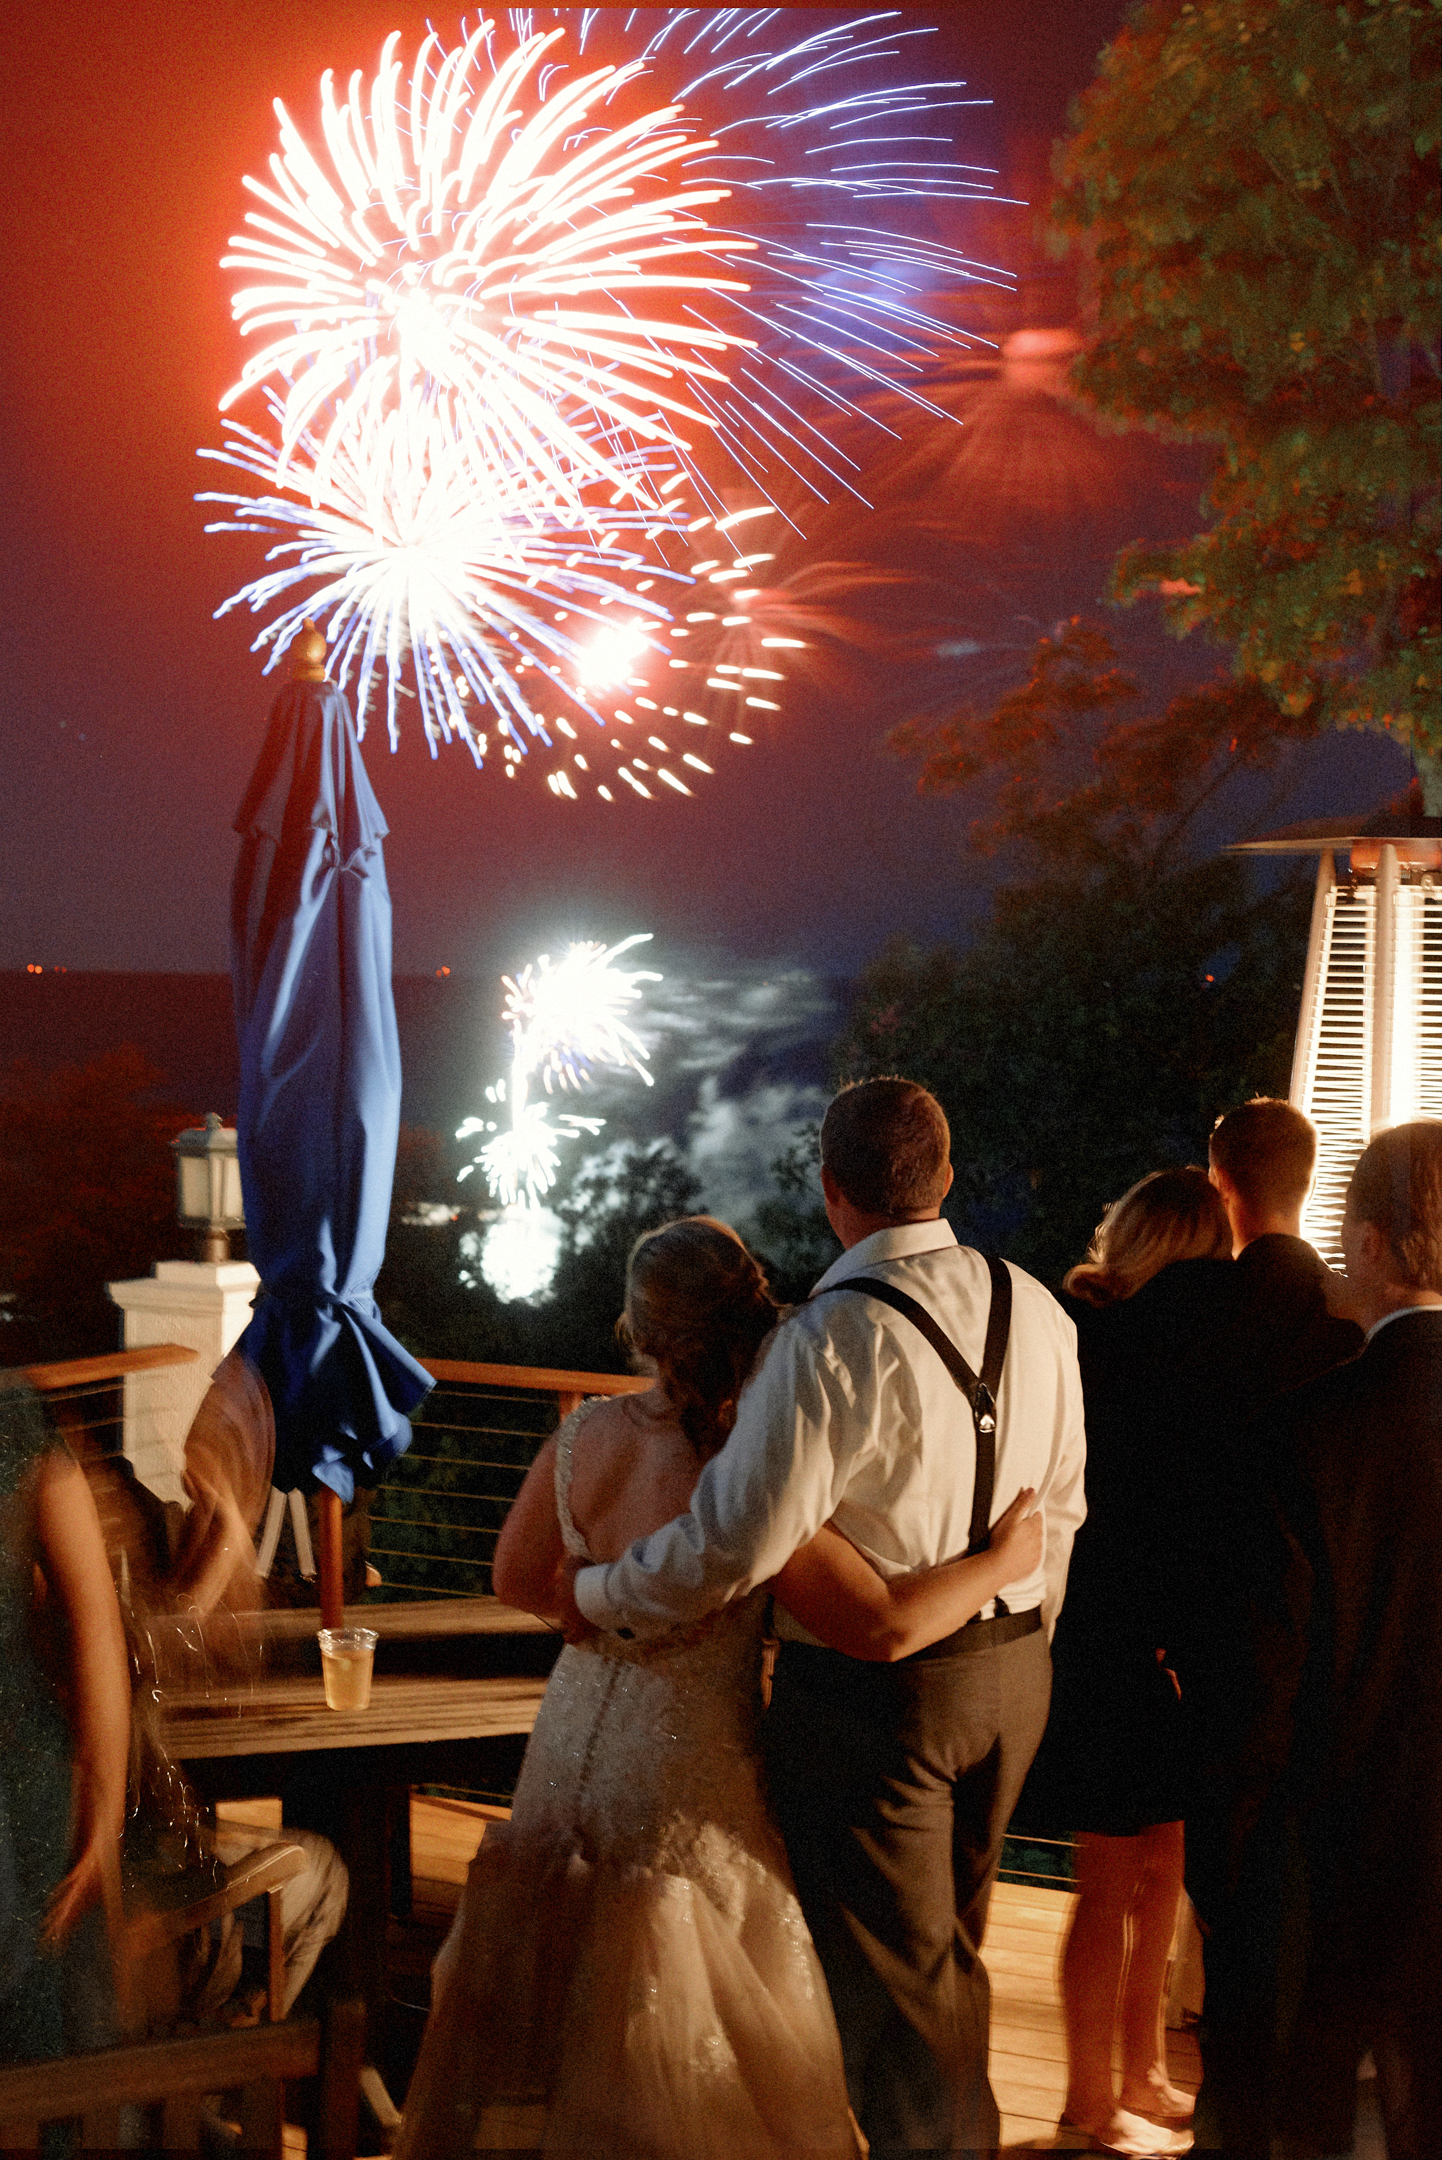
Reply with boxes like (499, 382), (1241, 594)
(395, 1399), (859, 2159)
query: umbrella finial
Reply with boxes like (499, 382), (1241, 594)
(290, 620), (328, 682)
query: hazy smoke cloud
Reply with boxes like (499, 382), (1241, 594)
(684, 1075), (827, 1228)
(529, 950), (838, 1226)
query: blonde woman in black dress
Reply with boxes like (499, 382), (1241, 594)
(1050, 1169), (1237, 2155)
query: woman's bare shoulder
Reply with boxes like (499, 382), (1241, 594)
(565, 1393), (645, 1495)
(568, 1389), (695, 1517)
(567, 1392), (650, 1455)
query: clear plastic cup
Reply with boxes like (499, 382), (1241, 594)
(317, 1626), (378, 1711)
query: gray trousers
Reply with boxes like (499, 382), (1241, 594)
(763, 1623), (1050, 2157)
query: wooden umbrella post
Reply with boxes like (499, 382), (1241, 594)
(318, 1488), (345, 1630)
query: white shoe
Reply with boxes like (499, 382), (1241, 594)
(1058, 2108), (1194, 2156)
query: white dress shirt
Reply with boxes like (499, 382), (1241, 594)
(574, 1221), (1088, 1638)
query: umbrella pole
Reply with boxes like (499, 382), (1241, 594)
(318, 1488), (345, 1628)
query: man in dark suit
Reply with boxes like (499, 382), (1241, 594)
(1197, 1120), (1442, 2157)
(1208, 1097), (1363, 1393)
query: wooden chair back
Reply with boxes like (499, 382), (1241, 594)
(122, 1839), (309, 2033)
(0, 1991), (364, 2157)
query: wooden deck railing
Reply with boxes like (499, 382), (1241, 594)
(17, 1342), (201, 1458)
(419, 1357), (648, 1418)
(20, 1342), (200, 1392)
(13, 1344), (644, 1604)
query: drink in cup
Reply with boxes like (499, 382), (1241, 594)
(318, 1626), (378, 1711)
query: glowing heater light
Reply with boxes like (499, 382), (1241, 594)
(1233, 817), (1442, 1264)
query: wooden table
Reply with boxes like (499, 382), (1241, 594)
(163, 1671), (550, 1762)
(159, 1600), (558, 2040)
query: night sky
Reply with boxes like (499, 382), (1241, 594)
(0, 2), (1410, 988)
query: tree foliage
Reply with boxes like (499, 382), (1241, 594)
(837, 882), (1306, 1288)
(879, 620), (1316, 1282)
(376, 1136), (703, 1374)
(0, 1048), (199, 1360)
(892, 617), (1320, 864)
(548, 1141), (705, 1369)
(744, 1125), (838, 1303)
(1054, 0), (1441, 789)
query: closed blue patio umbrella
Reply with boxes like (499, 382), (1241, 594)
(230, 626), (431, 1613)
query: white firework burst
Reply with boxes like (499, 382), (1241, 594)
(221, 23), (754, 514)
(458, 933), (661, 1218)
(200, 393), (685, 758)
(504, 934), (661, 1092)
(204, 11), (1013, 788)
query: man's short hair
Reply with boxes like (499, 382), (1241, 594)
(820, 1078), (951, 1218)
(1209, 1097), (1317, 1213)
(1346, 1120), (1442, 1293)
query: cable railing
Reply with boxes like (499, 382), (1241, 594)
(19, 1342), (200, 1467)
(997, 1831), (1075, 1890)
(367, 1360), (649, 1603)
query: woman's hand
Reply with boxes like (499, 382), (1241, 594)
(990, 1487), (1043, 1582)
(33, 1453), (131, 1950)
(42, 1778), (123, 1946)
(774, 1489), (1047, 1664)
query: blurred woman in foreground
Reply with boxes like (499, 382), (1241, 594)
(1050, 1169), (1237, 2156)
(0, 1375), (129, 2069)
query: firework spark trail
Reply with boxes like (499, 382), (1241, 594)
(200, 395), (687, 756)
(222, 24), (755, 512)
(204, 10), (1015, 785)
(466, 1102), (606, 1210)
(504, 934), (661, 1093)
(457, 934), (661, 1213)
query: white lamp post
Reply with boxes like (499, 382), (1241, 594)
(171, 1114), (246, 1263)
(1233, 811), (1442, 1262)
(109, 1118), (258, 1501)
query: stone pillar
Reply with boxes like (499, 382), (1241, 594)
(107, 1260), (260, 1503)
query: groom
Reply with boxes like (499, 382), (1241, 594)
(568, 1078), (1086, 2152)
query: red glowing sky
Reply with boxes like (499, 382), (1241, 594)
(0, 3), (1405, 983)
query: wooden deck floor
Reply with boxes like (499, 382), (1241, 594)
(404, 1797), (1203, 2154)
(231, 1793), (1380, 2157)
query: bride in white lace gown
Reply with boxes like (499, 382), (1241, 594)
(395, 1220), (1041, 2160)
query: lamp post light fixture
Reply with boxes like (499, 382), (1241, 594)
(1232, 809), (1442, 1263)
(172, 1113), (246, 1263)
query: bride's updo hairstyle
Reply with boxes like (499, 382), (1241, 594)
(619, 1217), (779, 1457)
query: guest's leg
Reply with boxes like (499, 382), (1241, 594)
(1193, 1797), (1295, 2152)
(1372, 1995), (1442, 2160)
(213, 1823), (350, 2013)
(1061, 1834), (1133, 2127)
(947, 1628), (1052, 2153)
(1115, 1820), (1189, 2116)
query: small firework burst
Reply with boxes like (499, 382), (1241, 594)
(457, 934), (660, 1212)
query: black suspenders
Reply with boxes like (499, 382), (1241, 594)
(816, 1255), (1014, 1612)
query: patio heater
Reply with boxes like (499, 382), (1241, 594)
(1231, 810), (1442, 1263)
